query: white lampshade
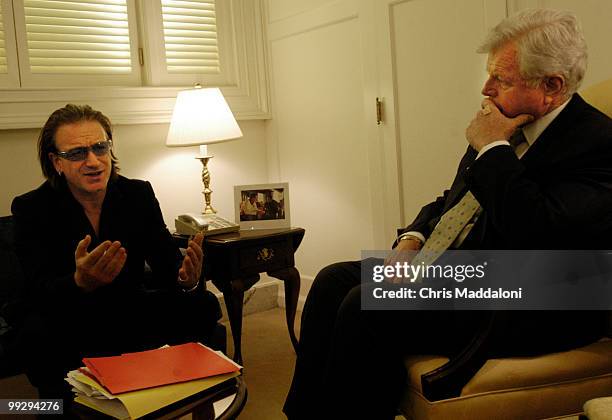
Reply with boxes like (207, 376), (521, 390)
(166, 87), (243, 147)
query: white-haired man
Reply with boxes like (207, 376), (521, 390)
(284, 9), (612, 419)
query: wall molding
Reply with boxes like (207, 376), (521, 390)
(0, 86), (271, 130)
(266, 0), (358, 42)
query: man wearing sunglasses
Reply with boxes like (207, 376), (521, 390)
(11, 104), (222, 402)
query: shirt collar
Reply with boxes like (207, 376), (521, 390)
(521, 97), (571, 145)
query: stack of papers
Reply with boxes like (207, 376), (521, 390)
(65, 342), (241, 419)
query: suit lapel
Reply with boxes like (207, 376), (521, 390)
(100, 178), (127, 243)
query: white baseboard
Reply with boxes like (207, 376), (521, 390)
(210, 278), (281, 323)
(209, 272), (314, 321)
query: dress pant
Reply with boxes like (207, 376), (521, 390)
(283, 260), (607, 420)
(283, 261), (486, 420)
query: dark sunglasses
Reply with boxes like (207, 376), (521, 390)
(55, 140), (113, 162)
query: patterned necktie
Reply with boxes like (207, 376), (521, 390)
(410, 128), (528, 270)
(410, 191), (481, 269)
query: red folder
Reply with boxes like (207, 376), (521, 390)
(82, 342), (240, 394)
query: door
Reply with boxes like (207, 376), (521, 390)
(373, 0), (506, 229)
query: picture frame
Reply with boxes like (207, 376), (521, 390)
(234, 183), (290, 229)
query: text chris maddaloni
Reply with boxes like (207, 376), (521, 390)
(372, 287), (523, 300)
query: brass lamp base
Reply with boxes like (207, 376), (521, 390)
(196, 155), (216, 214)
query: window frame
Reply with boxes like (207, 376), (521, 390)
(12, 0), (143, 88)
(0, 0), (270, 129)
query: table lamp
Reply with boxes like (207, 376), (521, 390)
(166, 85), (243, 234)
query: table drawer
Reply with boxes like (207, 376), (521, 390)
(238, 239), (290, 272)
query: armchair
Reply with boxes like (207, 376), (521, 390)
(398, 80), (612, 419)
(398, 317), (612, 419)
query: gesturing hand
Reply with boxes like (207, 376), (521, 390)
(466, 99), (534, 152)
(74, 235), (127, 292)
(178, 232), (204, 290)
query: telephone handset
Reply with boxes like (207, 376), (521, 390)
(175, 213), (239, 236)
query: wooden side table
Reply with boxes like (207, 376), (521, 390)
(206, 227), (304, 364)
(176, 228), (305, 364)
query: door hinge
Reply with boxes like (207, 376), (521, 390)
(138, 48), (144, 66)
(376, 97), (383, 125)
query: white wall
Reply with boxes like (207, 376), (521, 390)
(391, 0), (503, 223)
(0, 120), (268, 228)
(267, 0), (335, 22)
(0, 128), (44, 213)
(265, 0), (378, 292)
(511, 0), (612, 88)
(113, 120), (268, 228)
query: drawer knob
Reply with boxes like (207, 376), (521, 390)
(257, 248), (275, 261)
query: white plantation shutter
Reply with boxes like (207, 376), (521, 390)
(24, 0), (132, 74)
(13, 0), (141, 87)
(0, 6), (6, 74)
(162, 0), (220, 75)
(0, 0), (269, 126)
(0, 0), (19, 87)
(142, 0), (236, 87)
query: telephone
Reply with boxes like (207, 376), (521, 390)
(175, 213), (239, 236)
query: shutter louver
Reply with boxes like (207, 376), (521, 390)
(24, 0), (132, 74)
(161, 0), (219, 74)
(0, 6), (6, 74)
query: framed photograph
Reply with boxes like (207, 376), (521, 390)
(234, 183), (290, 229)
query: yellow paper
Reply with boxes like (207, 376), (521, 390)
(74, 395), (129, 420)
(73, 370), (240, 419)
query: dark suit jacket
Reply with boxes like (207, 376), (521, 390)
(11, 175), (182, 309)
(398, 94), (612, 354)
(401, 94), (612, 249)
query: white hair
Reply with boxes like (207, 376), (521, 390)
(477, 9), (587, 97)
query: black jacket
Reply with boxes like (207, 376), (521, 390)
(398, 94), (612, 354)
(401, 94), (612, 250)
(11, 175), (182, 307)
